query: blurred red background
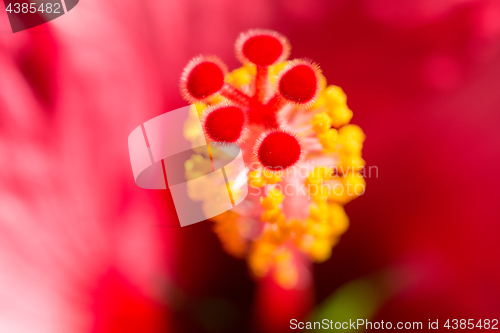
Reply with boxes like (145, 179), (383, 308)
(1, 0), (499, 332)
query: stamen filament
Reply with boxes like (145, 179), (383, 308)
(265, 94), (287, 113)
(220, 83), (252, 107)
(255, 66), (269, 102)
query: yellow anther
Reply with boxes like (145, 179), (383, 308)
(323, 85), (352, 128)
(343, 172), (366, 198)
(328, 105), (353, 128)
(309, 237), (332, 263)
(211, 212), (246, 258)
(317, 129), (338, 151)
(275, 215), (289, 231)
(312, 93), (327, 109)
(262, 223), (289, 245)
(248, 240), (276, 276)
(306, 219), (333, 238)
(248, 170), (266, 188)
(311, 166), (333, 180)
(312, 112), (333, 134)
(261, 207), (283, 223)
(274, 261), (298, 289)
(306, 168), (333, 203)
(193, 102), (207, 116)
(226, 64), (255, 87)
(289, 219), (307, 234)
(310, 184), (330, 203)
(328, 185), (350, 204)
(274, 248), (292, 263)
(260, 188), (284, 210)
(254, 240), (275, 256)
(270, 187), (284, 198)
(306, 174), (322, 187)
(208, 94), (226, 105)
(310, 202), (329, 222)
(339, 124), (365, 142)
(329, 204), (349, 235)
(340, 154), (365, 172)
(249, 252), (271, 277)
(340, 138), (362, 155)
(249, 170), (263, 181)
(294, 233), (315, 252)
(324, 85), (347, 107)
(336, 127), (364, 165)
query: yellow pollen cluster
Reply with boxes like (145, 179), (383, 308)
(338, 125), (366, 172)
(249, 241), (298, 289)
(312, 85), (352, 127)
(311, 82), (366, 203)
(212, 211), (247, 258)
(246, 182), (301, 288)
(248, 170), (282, 188)
(260, 187), (285, 224)
(226, 64), (256, 88)
(296, 167), (351, 262)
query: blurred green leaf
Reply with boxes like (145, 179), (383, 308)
(310, 268), (411, 333)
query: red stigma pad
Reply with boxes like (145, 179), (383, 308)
(279, 64), (318, 104)
(257, 131), (302, 170)
(204, 106), (246, 143)
(243, 35), (284, 66)
(187, 62), (225, 99)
